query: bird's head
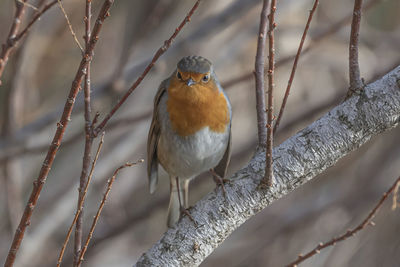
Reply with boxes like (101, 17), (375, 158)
(168, 56), (221, 103)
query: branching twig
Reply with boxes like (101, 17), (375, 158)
(286, 175), (400, 267)
(0, 0), (28, 84)
(222, 0), (381, 90)
(110, 0), (169, 93)
(0, 0), (58, 84)
(14, 1), (58, 45)
(261, 0), (277, 187)
(0, 111), (152, 164)
(74, 1), (93, 265)
(0, 0), (381, 151)
(254, 0), (269, 146)
(273, 0), (319, 134)
(347, 0), (364, 97)
(4, 1), (115, 266)
(17, 0), (39, 11)
(76, 160), (144, 265)
(57, 133), (105, 267)
(92, 0), (203, 136)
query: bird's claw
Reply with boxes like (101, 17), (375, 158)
(180, 207), (197, 226)
(210, 169), (228, 199)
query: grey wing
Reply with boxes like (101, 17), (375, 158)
(214, 127), (232, 178)
(147, 79), (168, 194)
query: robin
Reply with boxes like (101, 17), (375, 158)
(147, 55), (232, 227)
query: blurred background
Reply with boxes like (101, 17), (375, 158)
(0, 0), (399, 266)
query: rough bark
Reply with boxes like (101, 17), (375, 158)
(135, 65), (400, 266)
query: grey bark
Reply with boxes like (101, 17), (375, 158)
(134, 65), (400, 267)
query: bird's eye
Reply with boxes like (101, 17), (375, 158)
(202, 74), (210, 82)
(177, 72), (183, 80)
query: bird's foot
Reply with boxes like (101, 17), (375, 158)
(180, 207), (197, 226)
(210, 169), (228, 198)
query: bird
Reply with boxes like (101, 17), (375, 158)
(147, 55), (232, 227)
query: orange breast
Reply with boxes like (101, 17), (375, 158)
(166, 75), (229, 137)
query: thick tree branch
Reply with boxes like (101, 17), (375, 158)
(135, 65), (400, 266)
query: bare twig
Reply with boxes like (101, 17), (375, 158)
(14, 1), (58, 44)
(17, 0), (38, 11)
(2, 0), (381, 151)
(4, 1), (115, 266)
(392, 180), (400, 210)
(1, 46), (26, 232)
(347, 0), (364, 97)
(76, 160), (144, 265)
(273, 0), (319, 134)
(57, 133), (105, 267)
(110, 0), (170, 93)
(57, 0), (84, 53)
(261, 0), (277, 187)
(254, 0), (269, 146)
(0, 0), (58, 83)
(2, 51), (396, 169)
(287, 175), (400, 267)
(0, 111), (152, 164)
(74, 1), (93, 265)
(0, 0), (28, 84)
(93, 0), (203, 136)
(222, 0), (381, 90)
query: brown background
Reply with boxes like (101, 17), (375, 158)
(0, 0), (399, 266)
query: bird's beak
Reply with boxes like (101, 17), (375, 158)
(186, 78), (196, 86)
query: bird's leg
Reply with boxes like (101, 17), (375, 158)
(210, 169), (228, 198)
(176, 177), (196, 225)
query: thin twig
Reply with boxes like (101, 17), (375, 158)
(0, 0), (28, 84)
(4, 1), (115, 266)
(273, 0), (319, 134)
(347, 0), (364, 97)
(92, 0), (203, 137)
(57, 133), (105, 267)
(14, 0), (58, 44)
(222, 0), (381, 90)
(0, 0), (384, 162)
(1, 45), (27, 232)
(110, 0), (169, 93)
(57, 0), (84, 53)
(261, 0), (277, 187)
(17, 0), (39, 11)
(76, 160), (144, 265)
(254, 0), (269, 146)
(392, 180), (400, 210)
(74, 0), (93, 265)
(0, 0), (60, 84)
(0, 111), (152, 164)
(1, 0), (380, 149)
(286, 175), (400, 267)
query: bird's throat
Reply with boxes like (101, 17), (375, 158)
(166, 83), (229, 137)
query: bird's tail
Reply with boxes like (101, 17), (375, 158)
(167, 178), (189, 227)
